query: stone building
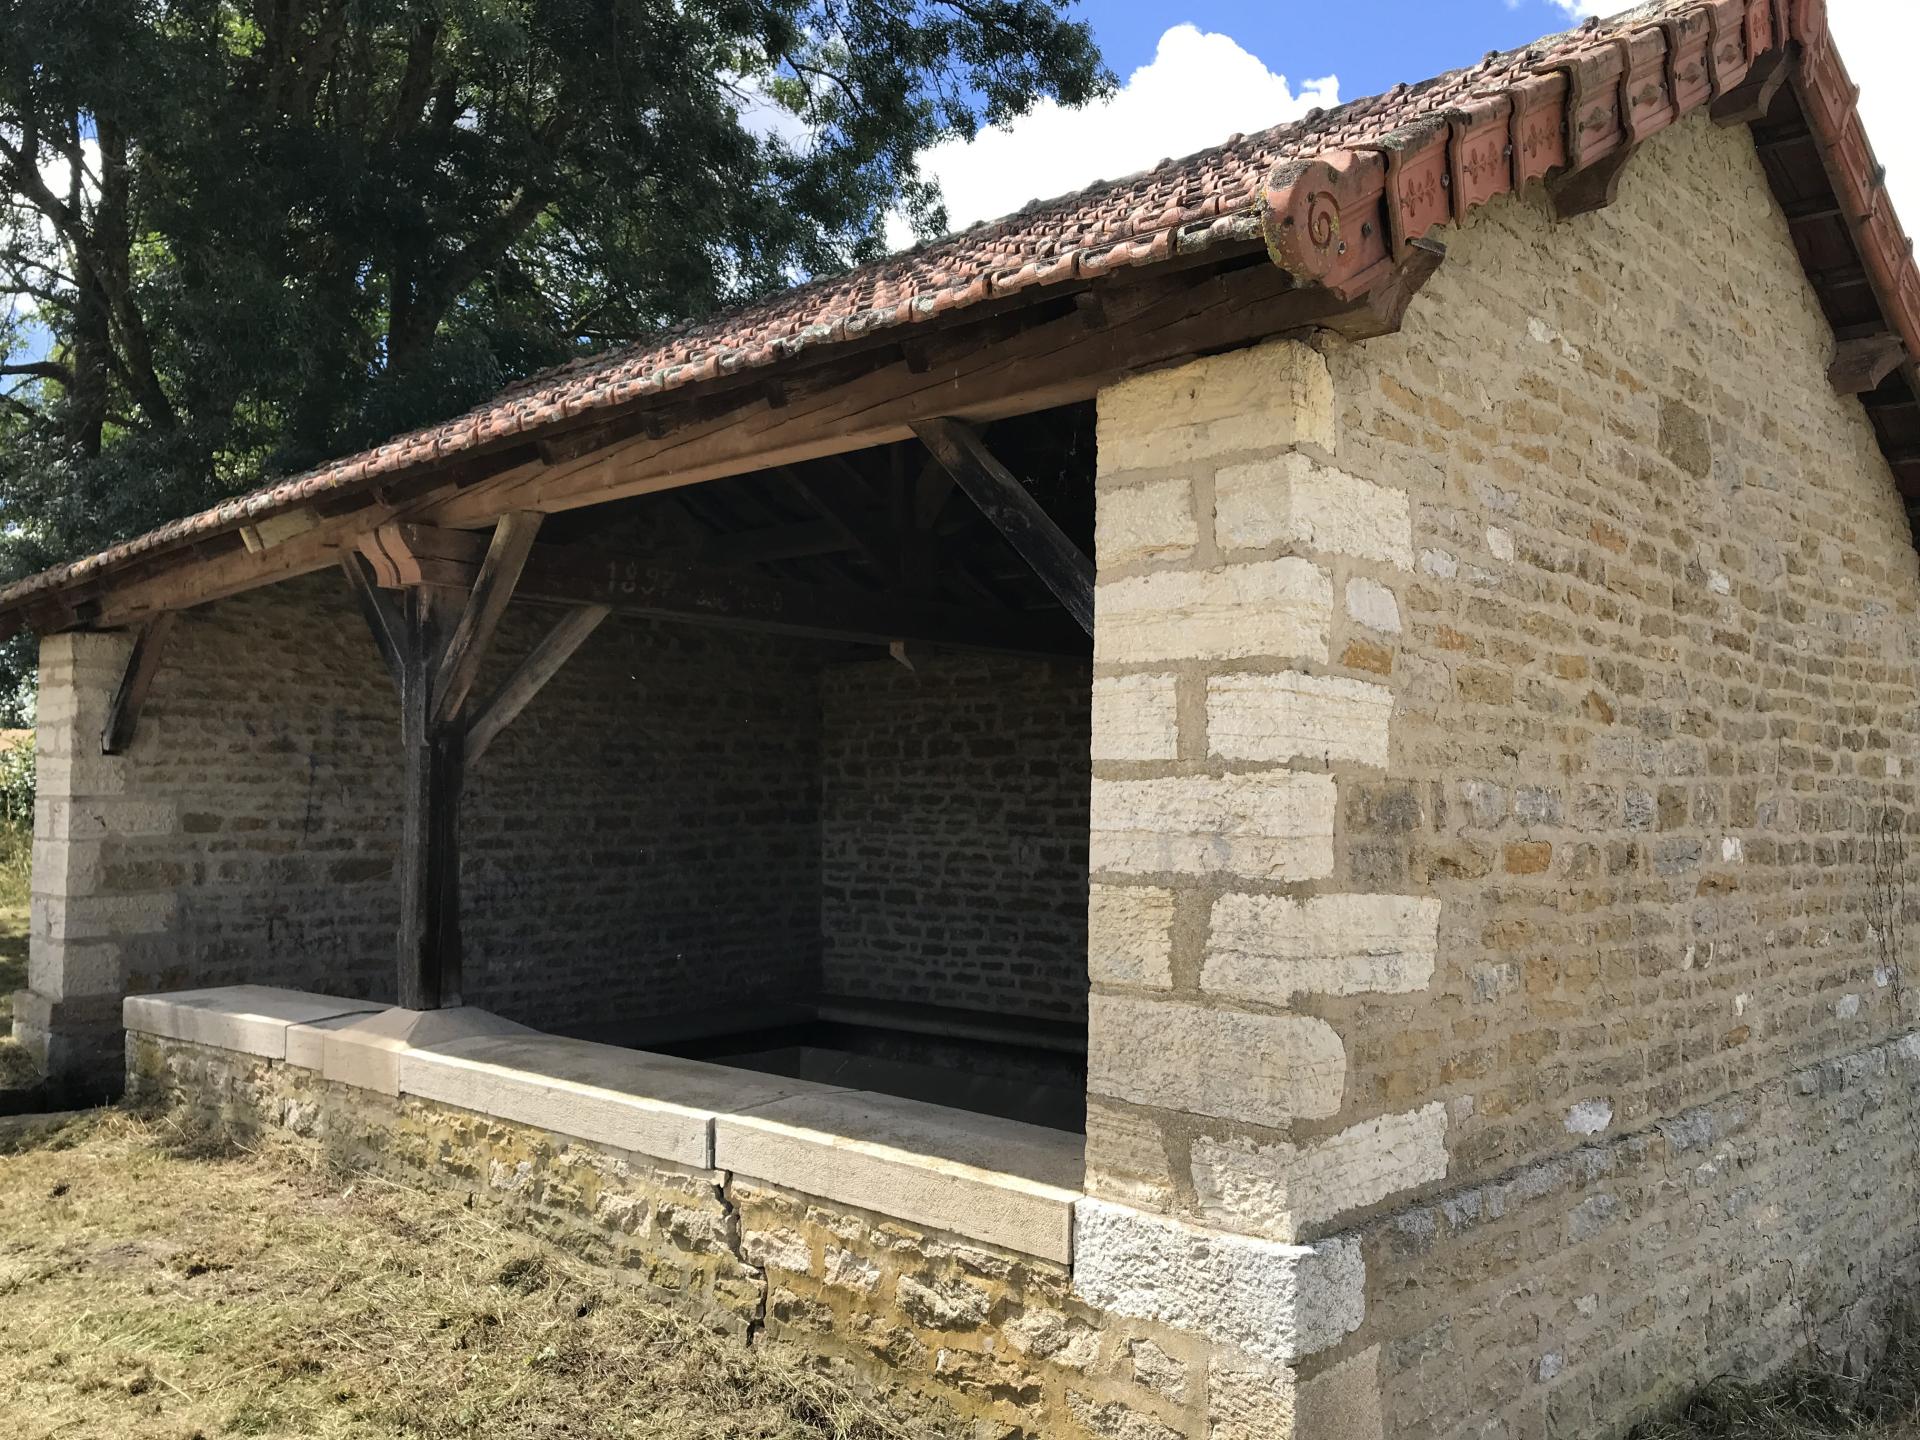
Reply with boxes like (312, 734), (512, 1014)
(7, 1), (1920, 1435)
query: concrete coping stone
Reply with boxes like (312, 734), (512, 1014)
(714, 1090), (1083, 1263)
(124, 986), (384, 1060)
(287, 1007), (540, 1097)
(127, 987), (1085, 1262)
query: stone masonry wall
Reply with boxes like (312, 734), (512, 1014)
(462, 606), (823, 1031)
(21, 574), (825, 1088)
(128, 1031), (1212, 1440)
(820, 653), (1092, 1022)
(1073, 111), (1920, 1438)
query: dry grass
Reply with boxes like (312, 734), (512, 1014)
(1633, 1319), (1920, 1440)
(0, 1111), (963, 1440)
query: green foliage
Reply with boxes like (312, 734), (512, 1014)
(0, 0), (1110, 719)
(0, 735), (33, 833)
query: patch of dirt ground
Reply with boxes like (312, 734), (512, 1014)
(0, 1112), (963, 1439)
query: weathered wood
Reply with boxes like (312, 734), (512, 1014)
(431, 511), (543, 727)
(397, 587), (463, 1011)
(99, 613), (177, 756)
(778, 464), (891, 572)
(1712, 49), (1790, 128)
(377, 525), (1088, 655)
(703, 519), (854, 566)
(911, 418), (1094, 635)
(341, 554), (406, 692)
(464, 604), (612, 766)
(1550, 147), (1639, 221)
(419, 257), (1317, 527)
(1830, 335), (1908, 396)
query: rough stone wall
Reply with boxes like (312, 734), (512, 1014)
(462, 608), (823, 1030)
(819, 653), (1091, 1021)
(1322, 112), (1920, 1437)
(21, 575), (825, 1085)
(1074, 111), (1920, 1438)
(128, 1032), (1208, 1440)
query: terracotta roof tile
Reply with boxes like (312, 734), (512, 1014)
(3, 0), (1910, 613)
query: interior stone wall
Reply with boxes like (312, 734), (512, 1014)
(819, 652), (1092, 1023)
(21, 575), (828, 1081)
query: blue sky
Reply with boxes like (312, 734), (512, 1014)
(1088, 0), (1588, 102)
(901, 0), (1917, 245)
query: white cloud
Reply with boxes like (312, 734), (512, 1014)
(889, 25), (1337, 251)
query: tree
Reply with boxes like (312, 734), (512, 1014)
(0, 0), (1108, 608)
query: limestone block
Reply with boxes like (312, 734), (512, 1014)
(1207, 1359), (1298, 1440)
(1296, 1345), (1385, 1440)
(38, 797), (180, 842)
(1083, 1099), (1179, 1211)
(41, 892), (177, 942)
(1096, 478), (1199, 567)
(398, 1032), (821, 1169)
(1088, 994), (1345, 1125)
(27, 936), (125, 999)
(1071, 1199), (1364, 1367)
(1202, 893), (1442, 1004)
(1344, 577), (1402, 634)
(1095, 560), (1331, 666)
(1206, 672), (1394, 768)
(123, 986), (385, 1060)
(1092, 674), (1181, 762)
(713, 1089), (1083, 1263)
(285, 1005), (538, 1096)
(1090, 771), (1336, 882)
(1215, 452), (1413, 569)
(1097, 339), (1336, 472)
(1190, 1103), (1450, 1239)
(1088, 883), (1176, 988)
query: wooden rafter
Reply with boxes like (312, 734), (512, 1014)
(431, 511), (542, 726)
(99, 613), (177, 757)
(374, 524), (1089, 657)
(464, 604), (612, 766)
(910, 418), (1094, 635)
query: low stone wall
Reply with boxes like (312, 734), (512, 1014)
(122, 991), (1232, 1440)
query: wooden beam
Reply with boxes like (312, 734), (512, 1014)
(778, 463), (892, 573)
(1830, 335), (1908, 396)
(397, 587), (463, 1011)
(341, 554), (406, 692)
(378, 525), (1089, 656)
(1715, 50), (1791, 128)
(703, 519), (855, 566)
(431, 511), (542, 727)
(1550, 146), (1640, 222)
(419, 258), (1322, 528)
(911, 418), (1095, 635)
(99, 613), (177, 756)
(464, 604), (612, 766)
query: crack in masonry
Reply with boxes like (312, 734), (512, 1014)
(712, 1166), (770, 1347)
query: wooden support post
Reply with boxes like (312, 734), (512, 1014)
(464, 604), (612, 766)
(911, 418), (1095, 635)
(396, 587), (464, 1011)
(432, 510), (543, 726)
(100, 612), (177, 756)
